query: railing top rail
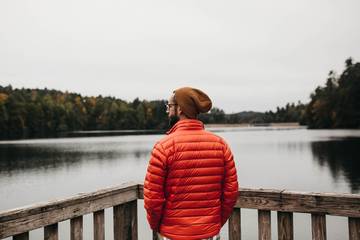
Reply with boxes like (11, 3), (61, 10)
(138, 185), (360, 217)
(0, 182), (138, 238)
(237, 187), (360, 217)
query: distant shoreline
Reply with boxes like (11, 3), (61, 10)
(205, 122), (301, 128)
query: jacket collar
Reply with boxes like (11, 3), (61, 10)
(166, 119), (204, 134)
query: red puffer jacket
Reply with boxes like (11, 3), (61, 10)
(144, 119), (239, 240)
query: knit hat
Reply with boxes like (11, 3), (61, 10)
(173, 87), (212, 118)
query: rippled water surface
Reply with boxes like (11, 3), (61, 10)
(1, 127), (359, 239)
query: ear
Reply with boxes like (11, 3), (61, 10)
(177, 105), (183, 115)
(177, 106), (189, 119)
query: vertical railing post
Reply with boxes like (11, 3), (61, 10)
(114, 200), (138, 240)
(229, 208), (241, 240)
(277, 212), (293, 240)
(349, 217), (360, 240)
(94, 210), (105, 240)
(44, 223), (58, 240)
(311, 214), (326, 240)
(70, 216), (83, 240)
(258, 210), (271, 240)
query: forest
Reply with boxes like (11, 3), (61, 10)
(305, 58), (360, 128)
(0, 58), (359, 139)
(0, 87), (168, 139)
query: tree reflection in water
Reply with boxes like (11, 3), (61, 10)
(311, 137), (360, 193)
(0, 143), (150, 174)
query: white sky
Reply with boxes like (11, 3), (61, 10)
(1, 0), (360, 112)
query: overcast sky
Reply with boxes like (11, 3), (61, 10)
(1, 0), (360, 112)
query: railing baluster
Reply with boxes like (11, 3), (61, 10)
(311, 214), (326, 240)
(349, 217), (360, 240)
(114, 200), (138, 240)
(277, 212), (293, 240)
(258, 210), (271, 240)
(13, 232), (29, 240)
(70, 216), (83, 240)
(44, 223), (58, 240)
(94, 210), (105, 240)
(229, 207), (241, 240)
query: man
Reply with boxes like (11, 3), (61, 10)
(144, 87), (238, 240)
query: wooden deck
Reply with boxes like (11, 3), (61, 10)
(0, 183), (359, 240)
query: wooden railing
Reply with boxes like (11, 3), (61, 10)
(0, 183), (359, 240)
(227, 188), (360, 240)
(0, 183), (139, 240)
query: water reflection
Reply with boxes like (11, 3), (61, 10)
(311, 137), (360, 193)
(1, 130), (360, 194)
(0, 142), (150, 174)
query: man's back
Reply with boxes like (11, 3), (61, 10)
(144, 119), (238, 240)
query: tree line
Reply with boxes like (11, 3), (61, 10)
(0, 58), (359, 139)
(0, 86), (168, 139)
(198, 102), (307, 125)
(305, 58), (360, 128)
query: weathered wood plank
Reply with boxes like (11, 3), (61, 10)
(229, 207), (241, 240)
(114, 201), (138, 240)
(349, 217), (360, 240)
(71, 216), (83, 240)
(277, 212), (293, 240)
(258, 210), (271, 240)
(138, 186), (360, 218)
(44, 223), (58, 240)
(0, 183), (138, 238)
(138, 186), (144, 200)
(311, 214), (326, 240)
(130, 201), (138, 240)
(235, 188), (360, 218)
(94, 210), (105, 240)
(13, 232), (29, 240)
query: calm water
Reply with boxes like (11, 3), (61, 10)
(1, 127), (360, 240)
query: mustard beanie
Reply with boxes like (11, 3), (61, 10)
(173, 87), (212, 118)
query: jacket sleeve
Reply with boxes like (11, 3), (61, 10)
(144, 142), (167, 231)
(221, 141), (239, 226)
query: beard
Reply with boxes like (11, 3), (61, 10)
(169, 115), (180, 128)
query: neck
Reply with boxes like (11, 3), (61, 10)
(179, 115), (188, 120)
(179, 114), (197, 120)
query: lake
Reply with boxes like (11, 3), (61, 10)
(1, 127), (360, 239)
